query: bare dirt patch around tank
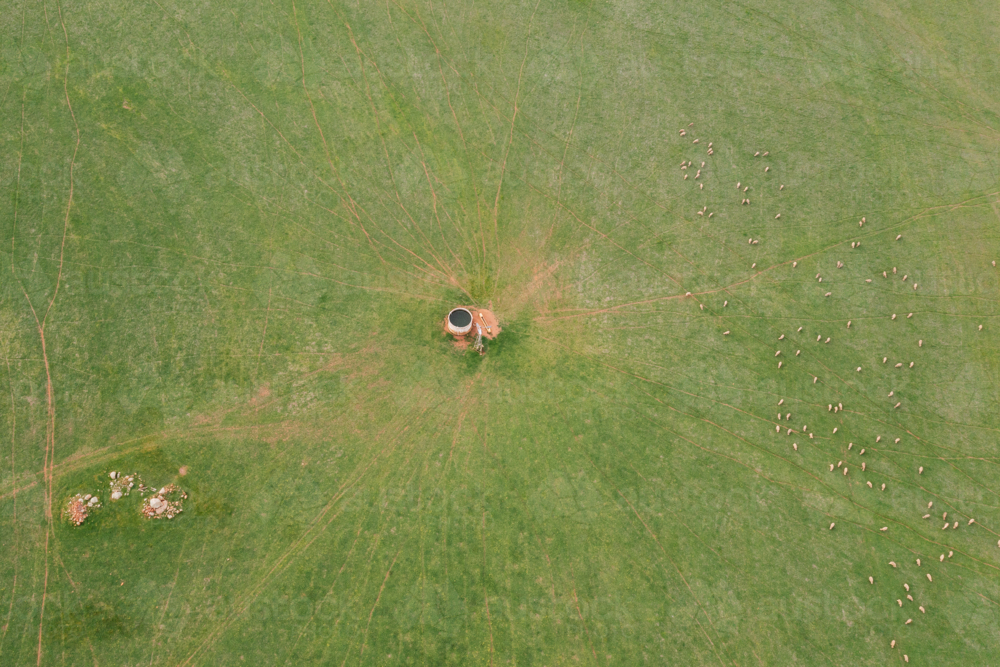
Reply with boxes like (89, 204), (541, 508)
(445, 306), (502, 350)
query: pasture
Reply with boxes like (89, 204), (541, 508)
(1, 0), (999, 664)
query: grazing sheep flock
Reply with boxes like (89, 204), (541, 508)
(677, 125), (995, 663)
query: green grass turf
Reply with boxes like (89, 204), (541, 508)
(2, 0), (1000, 664)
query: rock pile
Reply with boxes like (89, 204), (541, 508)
(64, 493), (101, 526)
(108, 471), (139, 500)
(141, 483), (187, 520)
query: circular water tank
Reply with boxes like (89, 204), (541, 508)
(447, 308), (473, 335)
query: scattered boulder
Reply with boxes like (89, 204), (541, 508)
(64, 493), (101, 526)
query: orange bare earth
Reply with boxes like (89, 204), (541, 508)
(445, 307), (502, 350)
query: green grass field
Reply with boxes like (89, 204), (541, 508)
(2, 0), (999, 664)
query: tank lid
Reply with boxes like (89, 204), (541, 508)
(448, 308), (472, 327)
